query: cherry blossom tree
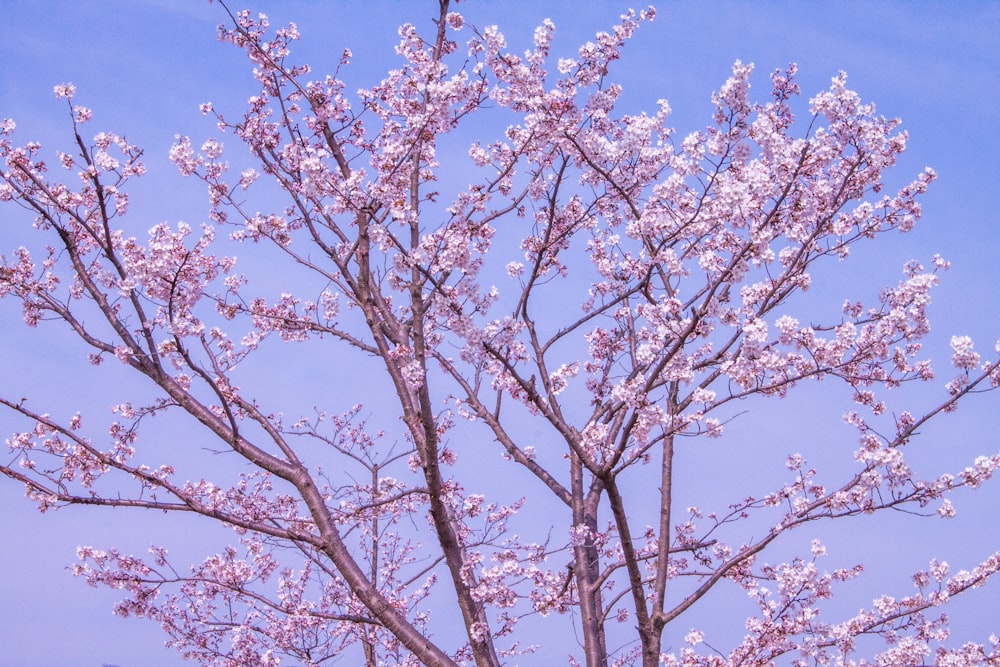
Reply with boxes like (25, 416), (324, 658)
(2, 2), (999, 665)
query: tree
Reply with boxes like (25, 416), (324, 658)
(1, 2), (999, 665)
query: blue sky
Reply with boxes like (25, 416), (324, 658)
(1, 1), (999, 665)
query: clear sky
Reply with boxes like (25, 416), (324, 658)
(1, 2), (999, 666)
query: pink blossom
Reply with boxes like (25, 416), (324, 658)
(950, 335), (980, 370)
(53, 82), (76, 99)
(72, 105), (92, 123)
